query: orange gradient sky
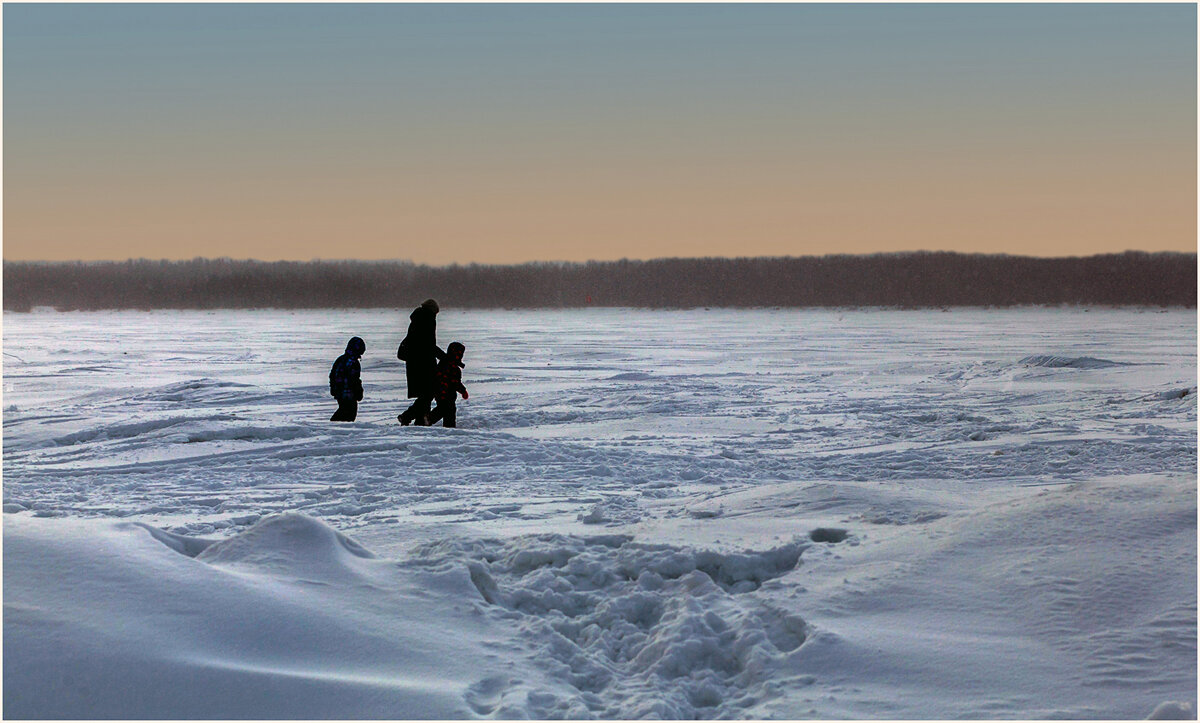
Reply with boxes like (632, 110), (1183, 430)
(4, 4), (1196, 263)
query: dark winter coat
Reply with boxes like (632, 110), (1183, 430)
(433, 356), (467, 402)
(398, 306), (445, 398)
(329, 346), (363, 402)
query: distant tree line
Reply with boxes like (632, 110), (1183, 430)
(3, 252), (1195, 311)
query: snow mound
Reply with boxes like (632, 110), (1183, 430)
(192, 513), (376, 578)
(1019, 355), (1129, 369)
(577, 497), (642, 526)
(579, 504), (610, 524)
(410, 533), (808, 717)
(607, 372), (654, 381)
(1148, 700), (1196, 719)
(134, 377), (257, 404)
(1155, 387), (1196, 401)
(3, 515), (480, 718)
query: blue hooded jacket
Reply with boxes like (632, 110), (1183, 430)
(330, 337), (365, 401)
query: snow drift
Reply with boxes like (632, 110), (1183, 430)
(3, 514), (490, 718)
(4, 513), (815, 719)
(1019, 354), (1131, 369)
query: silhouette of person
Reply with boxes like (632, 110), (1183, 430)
(329, 336), (365, 421)
(424, 341), (468, 428)
(397, 299), (453, 426)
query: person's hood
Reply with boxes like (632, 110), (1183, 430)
(345, 336), (366, 357)
(440, 354), (466, 369)
(410, 306), (435, 323)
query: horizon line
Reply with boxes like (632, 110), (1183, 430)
(5, 249), (1196, 267)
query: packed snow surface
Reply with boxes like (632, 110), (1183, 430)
(3, 307), (1196, 718)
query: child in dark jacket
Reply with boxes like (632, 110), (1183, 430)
(424, 341), (468, 428)
(329, 336), (365, 421)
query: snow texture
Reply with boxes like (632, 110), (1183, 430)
(3, 307), (1196, 718)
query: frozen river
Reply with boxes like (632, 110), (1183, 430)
(3, 307), (1196, 718)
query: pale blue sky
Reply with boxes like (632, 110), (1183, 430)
(5, 3), (1195, 262)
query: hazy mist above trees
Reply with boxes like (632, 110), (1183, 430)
(4, 252), (1194, 311)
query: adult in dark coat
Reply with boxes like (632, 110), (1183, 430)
(397, 298), (447, 426)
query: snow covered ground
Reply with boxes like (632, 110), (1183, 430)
(3, 307), (1196, 719)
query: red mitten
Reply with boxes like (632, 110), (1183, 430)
(461, 389), (469, 400)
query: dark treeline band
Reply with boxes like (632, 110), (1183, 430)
(4, 251), (1195, 311)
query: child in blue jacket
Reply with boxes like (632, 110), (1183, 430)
(329, 337), (365, 421)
